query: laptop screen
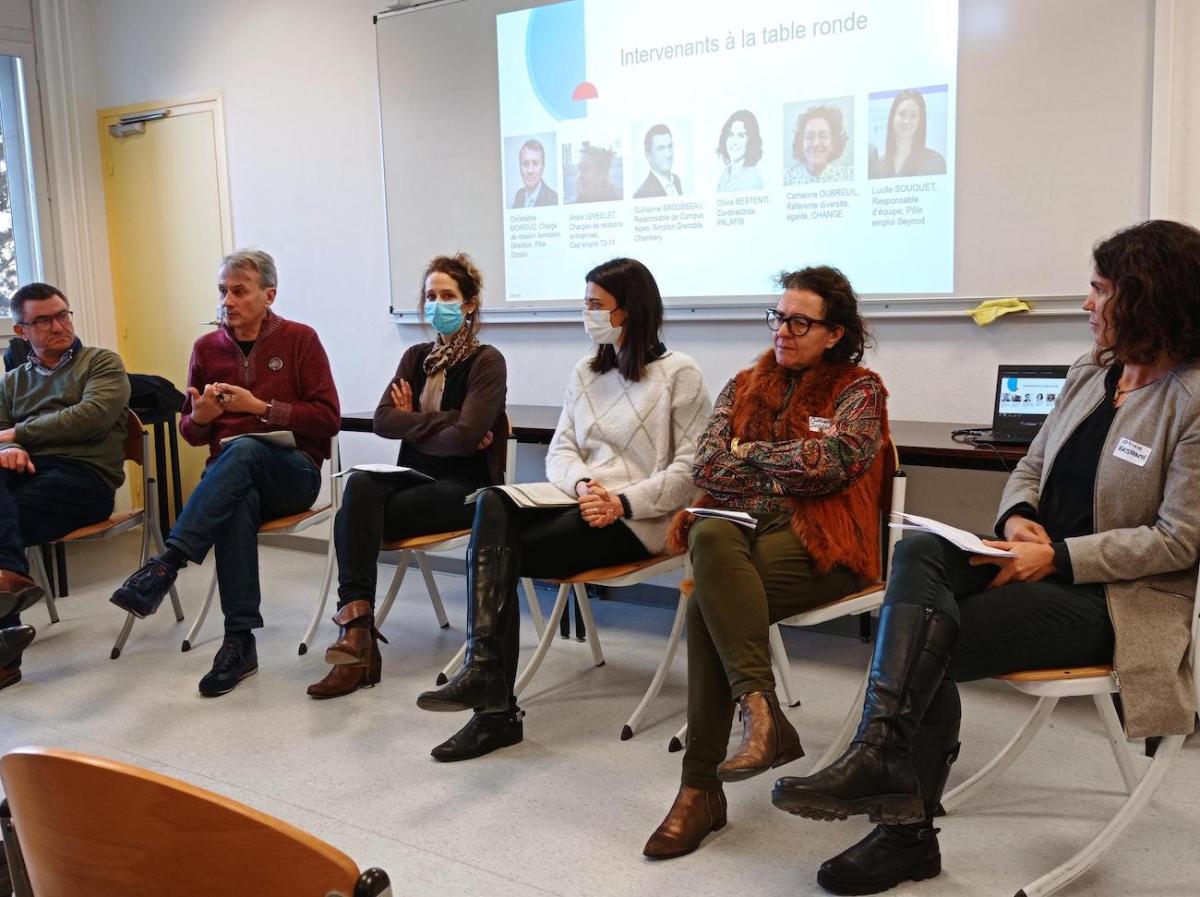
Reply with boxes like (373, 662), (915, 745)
(992, 365), (1071, 436)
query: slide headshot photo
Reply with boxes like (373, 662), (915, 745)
(505, 133), (559, 208)
(714, 109), (764, 193)
(564, 138), (623, 204)
(783, 97), (854, 186)
(868, 85), (949, 179)
(632, 120), (690, 199)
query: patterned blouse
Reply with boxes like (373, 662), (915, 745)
(692, 371), (885, 512)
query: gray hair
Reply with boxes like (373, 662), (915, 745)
(220, 249), (277, 289)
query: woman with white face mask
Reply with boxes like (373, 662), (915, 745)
(307, 252), (508, 699)
(417, 257), (712, 762)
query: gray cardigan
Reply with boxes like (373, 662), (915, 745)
(998, 353), (1200, 738)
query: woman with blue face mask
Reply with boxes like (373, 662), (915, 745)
(416, 257), (712, 762)
(307, 252), (508, 699)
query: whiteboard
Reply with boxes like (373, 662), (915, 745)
(376, 0), (1154, 319)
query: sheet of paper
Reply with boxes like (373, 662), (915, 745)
(888, 512), (1016, 557)
(685, 507), (758, 529)
(333, 463), (433, 481)
(465, 483), (576, 508)
(219, 431), (297, 449)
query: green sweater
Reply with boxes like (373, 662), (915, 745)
(0, 345), (131, 489)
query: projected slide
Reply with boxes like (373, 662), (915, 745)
(497, 0), (957, 302)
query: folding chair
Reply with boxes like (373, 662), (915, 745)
(182, 437), (340, 651)
(0, 746), (391, 897)
(23, 410), (184, 659)
(938, 584), (1199, 897)
(668, 441), (905, 757)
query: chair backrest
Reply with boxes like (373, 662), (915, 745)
(123, 408), (146, 466)
(878, 439), (905, 578)
(0, 747), (361, 897)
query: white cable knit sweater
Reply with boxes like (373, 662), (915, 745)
(545, 349), (712, 554)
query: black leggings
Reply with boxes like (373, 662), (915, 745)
(472, 489), (651, 696)
(885, 532), (1114, 725)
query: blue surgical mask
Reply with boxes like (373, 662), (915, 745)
(425, 300), (465, 335)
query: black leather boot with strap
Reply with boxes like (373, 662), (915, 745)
(772, 603), (958, 825)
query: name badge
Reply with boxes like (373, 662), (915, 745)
(1113, 437), (1152, 467)
(809, 416), (833, 432)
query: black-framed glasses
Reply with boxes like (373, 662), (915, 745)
(18, 309), (73, 331)
(766, 308), (832, 337)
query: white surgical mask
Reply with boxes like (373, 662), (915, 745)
(583, 308), (623, 345)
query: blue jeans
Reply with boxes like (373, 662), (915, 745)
(0, 456), (115, 631)
(167, 438), (320, 632)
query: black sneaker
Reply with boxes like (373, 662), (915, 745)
(198, 633), (258, 697)
(110, 559), (177, 618)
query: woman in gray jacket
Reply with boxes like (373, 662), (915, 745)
(770, 219), (1200, 896)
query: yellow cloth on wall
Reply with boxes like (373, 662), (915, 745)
(968, 298), (1031, 326)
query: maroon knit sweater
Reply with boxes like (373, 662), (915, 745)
(179, 311), (341, 467)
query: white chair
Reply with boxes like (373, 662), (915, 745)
(938, 586), (1199, 897)
(25, 410), (184, 659)
(667, 441), (905, 756)
(183, 437), (340, 652)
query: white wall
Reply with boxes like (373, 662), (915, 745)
(47, 0), (1200, 526)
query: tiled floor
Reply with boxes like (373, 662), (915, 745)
(1, 533), (1197, 896)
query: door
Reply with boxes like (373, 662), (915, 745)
(98, 95), (233, 514)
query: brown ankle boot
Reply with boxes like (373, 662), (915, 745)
(643, 785), (727, 859)
(307, 637), (382, 699)
(324, 599), (386, 666)
(717, 690), (804, 782)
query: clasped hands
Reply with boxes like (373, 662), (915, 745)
(188, 382), (268, 425)
(577, 479), (622, 528)
(971, 515), (1057, 588)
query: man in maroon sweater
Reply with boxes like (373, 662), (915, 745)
(112, 249), (340, 696)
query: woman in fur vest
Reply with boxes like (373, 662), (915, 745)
(644, 265), (889, 859)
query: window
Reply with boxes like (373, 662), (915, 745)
(0, 51), (43, 313)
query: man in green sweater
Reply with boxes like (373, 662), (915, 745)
(0, 282), (130, 690)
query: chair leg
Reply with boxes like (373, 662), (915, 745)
(437, 640), (468, 685)
(668, 722), (688, 753)
(769, 623), (800, 707)
(140, 505), (185, 626)
(416, 552), (450, 629)
(25, 548), (59, 624)
(807, 659), (872, 774)
(298, 534), (337, 655)
(181, 570), (218, 652)
(941, 696), (1059, 813)
(522, 577), (545, 638)
(373, 551), (411, 631)
(514, 584), (572, 697)
(1092, 692), (1140, 793)
(1015, 734), (1185, 897)
(572, 583), (605, 667)
(621, 585), (689, 741)
(109, 613), (136, 660)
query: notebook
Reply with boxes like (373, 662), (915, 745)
(976, 364), (1071, 445)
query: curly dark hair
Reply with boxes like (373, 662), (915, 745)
(793, 105), (848, 169)
(715, 109), (764, 166)
(1092, 220), (1200, 366)
(774, 265), (871, 365)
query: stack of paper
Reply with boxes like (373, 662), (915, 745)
(889, 512), (1016, 557)
(220, 431), (297, 449)
(465, 483), (576, 508)
(333, 463), (433, 482)
(685, 508), (758, 529)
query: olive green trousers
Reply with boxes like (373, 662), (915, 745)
(681, 512), (859, 790)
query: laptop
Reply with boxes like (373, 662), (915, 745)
(976, 364), (1071, 445)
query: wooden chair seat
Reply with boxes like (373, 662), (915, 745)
(998, 665), (1114, 683)
(259, 505), (330, 534)
(381, 529), (471, 551)
(545, 551), (685, 585)
(58, 510), (143, 542)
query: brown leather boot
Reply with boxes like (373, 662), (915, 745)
(307, 636), (382, 699)
(643, 785), (727, 859)
(324, 599), (386, 666)
(717, 690), (804, 782)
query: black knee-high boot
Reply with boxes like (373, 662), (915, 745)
(814, 687), (962, 895)
(772, 603), (958, 825)
(417, 493), (519, 714)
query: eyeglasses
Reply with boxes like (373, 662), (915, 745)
(18, 309), (74, 331)
(766, 309), (833, 337)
